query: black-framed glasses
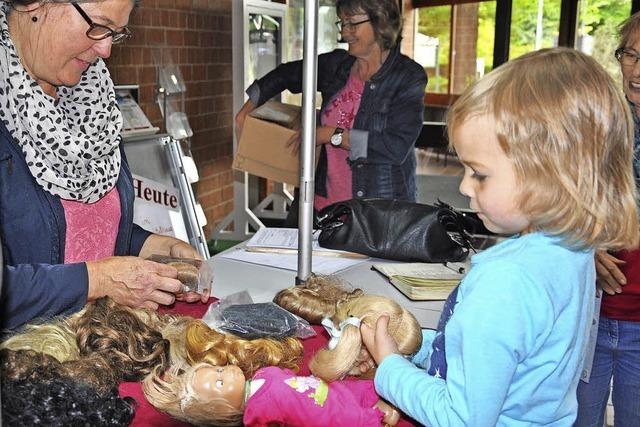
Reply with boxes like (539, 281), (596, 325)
(615, 48), (640, 67)
(72, 2), (132, 44)
(335, 18), (371, 32)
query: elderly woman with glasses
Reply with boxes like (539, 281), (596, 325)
(575, 11), (640, 427)
(235, 0), (427, 225)
(0, 0), (208, 331)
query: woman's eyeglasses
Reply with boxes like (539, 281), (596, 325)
(72, 2), (132, 44)
(615, 48), (640, 67)
(335, 18), (371, 33)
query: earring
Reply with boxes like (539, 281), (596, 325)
(31, 16), (38, 22)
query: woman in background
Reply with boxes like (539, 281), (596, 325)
(235, 0), (426, 225)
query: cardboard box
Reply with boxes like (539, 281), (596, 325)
(233, 101), (315, 186)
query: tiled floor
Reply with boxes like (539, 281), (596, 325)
(415, 148), (468, 209)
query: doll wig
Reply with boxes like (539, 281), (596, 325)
(2, 351), (135, 426)
(1, 349), (120, 396)
(72, 297), (171, 381)
(185, 320), (304, 377)
(0, 315), (80, 362)
(273, 274), (364, 324)
(309, 295), (422, 382)
(143, 362), (244, 426)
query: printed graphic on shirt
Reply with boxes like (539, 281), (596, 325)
(284, 376), (329, 407)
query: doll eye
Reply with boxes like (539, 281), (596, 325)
(216, 368), (223, 373)
(216, 379), (224, 388)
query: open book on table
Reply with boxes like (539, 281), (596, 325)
(372, 261), (469, 301)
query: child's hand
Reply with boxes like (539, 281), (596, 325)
(361, 315), (399, 365)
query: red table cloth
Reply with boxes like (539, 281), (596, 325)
(119, 299), (416, 426)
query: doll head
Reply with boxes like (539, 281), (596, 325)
(143, 362), (245, 426)
(447, 47), (639, 250)
(273, 274), (364, 324)
(72, 297), (171, 381)
(185, 320), (303, 377)
(309, 295), (422, 382)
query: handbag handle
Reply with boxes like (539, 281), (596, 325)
(316, 203), (352, 231)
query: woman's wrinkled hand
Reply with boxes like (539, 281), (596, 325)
(86, 256), (184, 310)
(595, 250), (627, 295)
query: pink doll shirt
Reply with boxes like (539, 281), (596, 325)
(243, 366), (384, 427)
(61, 187), (121, 263)
(314, 73), (364, 211)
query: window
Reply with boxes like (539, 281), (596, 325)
(574, 0), (632, 83)
(509, 0), (561, 59)
(415, 2), (496, 95)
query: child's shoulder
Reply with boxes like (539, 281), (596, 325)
(463, 232), (594, 300)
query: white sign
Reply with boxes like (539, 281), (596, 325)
(132, 174), (188, 241)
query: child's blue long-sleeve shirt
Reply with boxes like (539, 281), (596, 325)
(375, 233), (595, 426)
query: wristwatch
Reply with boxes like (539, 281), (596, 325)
(330, 127), (344, 147)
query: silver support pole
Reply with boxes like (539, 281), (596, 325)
(296, 0), (319, 284)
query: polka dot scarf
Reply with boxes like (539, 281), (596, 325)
(0, 5), (121, 203)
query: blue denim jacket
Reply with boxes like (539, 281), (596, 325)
(247, 44), (427, 200)
(0, 120), (151, 330)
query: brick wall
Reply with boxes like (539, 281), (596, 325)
(107, 0), (234, 238)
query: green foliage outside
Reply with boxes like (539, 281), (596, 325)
(418, 0), (632, 94)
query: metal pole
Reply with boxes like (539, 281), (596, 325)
(296, 0), (319, 284)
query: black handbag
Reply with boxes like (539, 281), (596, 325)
(316, 198), (475, 263)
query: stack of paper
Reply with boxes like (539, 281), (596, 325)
(372, 261), (469, 301)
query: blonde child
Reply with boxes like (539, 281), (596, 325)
(361, 47), (640, 426)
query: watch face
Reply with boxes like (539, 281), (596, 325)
(330, 133), (342, 146)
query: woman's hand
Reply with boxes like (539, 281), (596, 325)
(139, 234), (210, 303)
(360, 315), (399, 365)
(235, 99), (256, 140)
(86, 256), (184, 310)
(595, 250), (627, 295)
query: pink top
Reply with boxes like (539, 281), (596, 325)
(243, 366), (384, 427)
(314, 73), (365, 211)
(61, 187), (121, 263)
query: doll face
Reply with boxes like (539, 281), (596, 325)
(192, 365), (246, 410)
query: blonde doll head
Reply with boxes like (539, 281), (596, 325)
(185, 320), (304, 377)
(143, 362), (245, 426)
(309, 295), (422, 382)
(447, 47), (639, 251)
(273, 274), (364, 324)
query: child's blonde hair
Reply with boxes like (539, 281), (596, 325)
(308, 295), (422, 382)
(184, 320), (304, 378)
(143, 362), (244, 426)
(448, 47), (639, 250)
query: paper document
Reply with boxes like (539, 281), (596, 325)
(246, 228), (367, 258)
(220, 248), (366, 274)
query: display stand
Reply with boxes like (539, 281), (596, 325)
(123, 134), (210, 259)
(211, 0), (288, 241)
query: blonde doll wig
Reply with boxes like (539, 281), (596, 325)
(273, 274), (364, 324)
(143, 362), (243, 426)
(309, 295), (422, 382)
(185, 320), (304, 377)
(447, 47), (639, 251)
(0, 316), (80, 362)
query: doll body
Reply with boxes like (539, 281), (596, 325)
(243, 366), (384, 426)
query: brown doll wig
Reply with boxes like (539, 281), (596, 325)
(273, 274), (364, 324)
(185, 320), (304, 377)
(143, 362), (243, 427)
(1, 349), (119, 396)
(309, 295), (423, 382)
(71, 297), (171, 381)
